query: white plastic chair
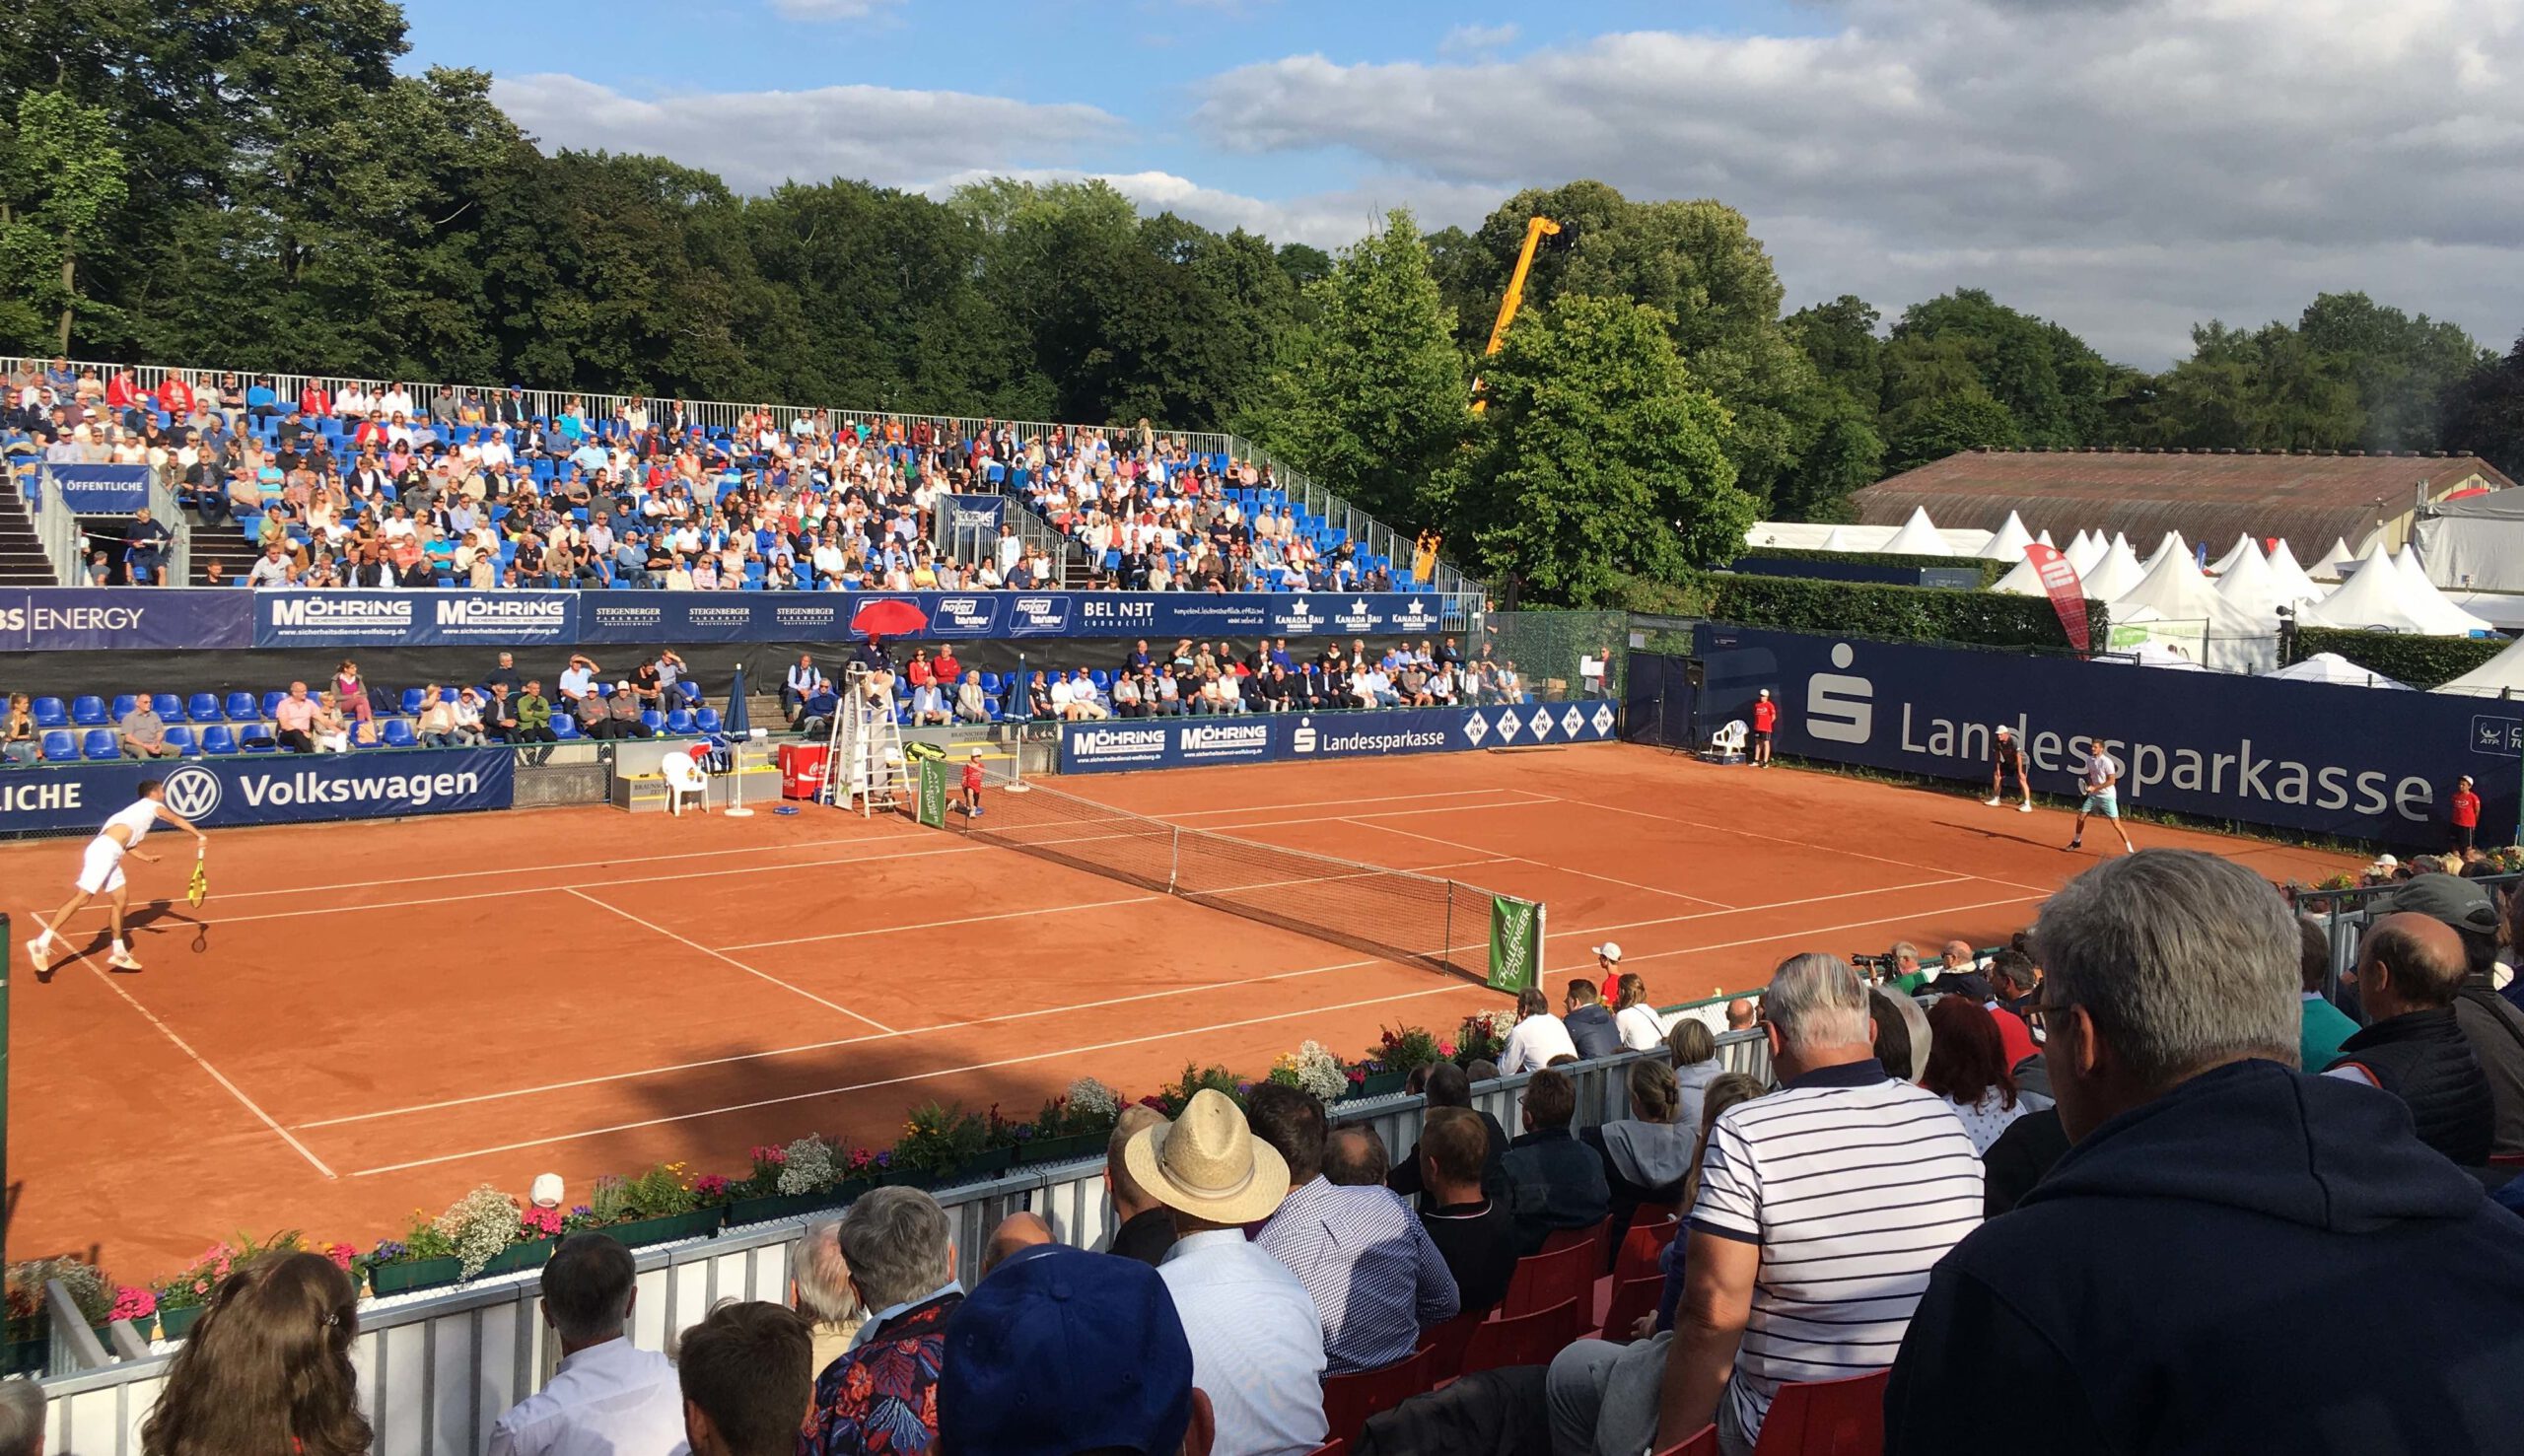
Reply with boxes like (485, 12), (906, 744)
(1706, 719), (1749, 762)
(661, 750), (710, 816)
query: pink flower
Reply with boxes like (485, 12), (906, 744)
(322, 1242), (357, 1271)
(694, 1175), (731, 1199)
(110, 1286), (157, 1320)
(1438, 1041), (1456, 1058)
(521, 1207), (564, 1238)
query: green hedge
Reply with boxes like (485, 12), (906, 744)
(1735, 547), (2007, 589)
(2289, 627), (2509, 688)
(1669, 573), (2104, 652)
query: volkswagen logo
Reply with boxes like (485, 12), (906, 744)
(161, 765), (222, 821)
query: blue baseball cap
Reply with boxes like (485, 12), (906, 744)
(938, 1244), (1193, 1456)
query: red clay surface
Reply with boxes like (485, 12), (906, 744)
(1, 742), (2359, 1278)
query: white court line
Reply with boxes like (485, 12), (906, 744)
(351, 980), (1487, 1176)
(32, 913), (337, 1179)
(1156, 787), (1543, 820)
(1543, 794), (2061, 896)
(1540, 876), (1972, 941)
(564, 887), (897, 1034)
(294, 953), (1388, 1131)
(165, 832), (907, 904)
(1343, 817), (1735, 910)
(725, 893), (1163, 951)
(1586, 893), (2048, 971)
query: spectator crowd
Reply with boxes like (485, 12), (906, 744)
(24, 848), (2524, 1456)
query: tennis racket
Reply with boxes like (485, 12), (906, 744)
(186, 848), (208, 908)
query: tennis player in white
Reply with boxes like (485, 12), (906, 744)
(26, 779), (207, 972)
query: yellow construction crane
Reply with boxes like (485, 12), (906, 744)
(1471, 215), (1562, 413)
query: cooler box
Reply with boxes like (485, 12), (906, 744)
(779, 743), (828, 799)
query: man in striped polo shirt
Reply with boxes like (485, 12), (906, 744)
(1651, 953), (1982, 1456)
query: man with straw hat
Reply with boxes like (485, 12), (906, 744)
(1129, 1089), (1328, 1456)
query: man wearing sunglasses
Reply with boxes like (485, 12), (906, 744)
(1883, 850), (2524, 1454)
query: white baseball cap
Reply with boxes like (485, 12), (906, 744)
(529, 1173), (564, 1209)
(1593, 941), (1623, 962)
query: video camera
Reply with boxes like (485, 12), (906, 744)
(1850, 951), (1901, 981)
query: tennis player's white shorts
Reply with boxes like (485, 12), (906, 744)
(77, 835), (128, 894)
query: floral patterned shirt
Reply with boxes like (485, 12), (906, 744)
(799, 1291), (961, 1456)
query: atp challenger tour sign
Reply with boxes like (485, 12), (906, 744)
(0, 749), (515, 835)
(1487, 895), (1545, 994)
(1694, 626), (2517, 846)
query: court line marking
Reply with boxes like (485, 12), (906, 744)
(1154, 787), (1542, 818)
(1584, 893), (2049, 972)
(563, 887), (896, 1034)
(294, 869), (1992, 1131)
(31, 913), (338, 1179)
(149, 832), (910, 904)
(1341, 817), (1736, 910)
(293, 952), (1390, 1131)
(349, 980), (1488, 1176)
(1539, 793), (2061, 896)
(723, 893), (1164, 950)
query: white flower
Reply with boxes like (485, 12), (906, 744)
(1291, 1041), (1349, 1103)
(778, 1136), (838, 1195)
(1066, 1077), (1120, 1121)
(434, 1185), (525, 1278)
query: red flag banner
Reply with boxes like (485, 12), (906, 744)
(2023, 544), (2092, 654)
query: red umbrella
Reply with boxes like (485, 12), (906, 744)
(851, 597), (931, 639)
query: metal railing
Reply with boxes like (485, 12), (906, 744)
(4, 356), (1477, 597)
(35, 1027), (1767, 1451)
(29, 467), (79, 585)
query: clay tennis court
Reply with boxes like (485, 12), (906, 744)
(2, 742), (2359, 1277)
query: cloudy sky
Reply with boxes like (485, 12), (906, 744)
(407, 0), (2524, 367)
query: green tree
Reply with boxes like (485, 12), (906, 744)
(2441, 333), (2524, 481)
(1885, 391), (2021, 473)
(2145, 319), (2363, 451)
(1880, 289), (2129, 448)
(1244, 208), (1465, 526)
(1448, 294), (1752, 606)
(2295, 292), (2489, 451)
(0, 89), (127, 351)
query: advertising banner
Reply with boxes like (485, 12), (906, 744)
(0, 747), (516, 837)
(34, 464), (151, 514)
(9, 588), (1465, 653)
(2021, 543), (2092, 653)
(1693, 624), (2518, 846)
(0, 589), (252, 652)
(943, 494), (1006, 536)
(917, 757), (950, 827)
(1057, 699), (1619, 775)
(1487, 894), (1546, 994)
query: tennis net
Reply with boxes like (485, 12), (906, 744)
(939, 769), (1529, 988)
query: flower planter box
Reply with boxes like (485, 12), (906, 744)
(153, 1305), (202, 1342)
(0, 1334), (45, 1377)
(473, 1238), (558, 1280)
(932, 1147), (1016, 1186)
(606, 1208), (724, 1248)
(724, 1189), (847, 1227)
(1345, 1070), (1409, 1100)
(876, 1167), (936, 1191)
(368, 1256), (463, 1297)
(1014, 1132), (1102, 1164)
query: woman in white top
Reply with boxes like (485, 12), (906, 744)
(1499, 986), (1579, 1075)
(1921, 997), (2032, 1156)
(1611, 972), (1668, 1053)
(25, 780), (209, 973)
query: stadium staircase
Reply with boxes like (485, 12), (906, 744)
(0, 469), (57, 584)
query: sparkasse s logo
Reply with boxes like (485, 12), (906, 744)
(1806, 643), (1873, 744)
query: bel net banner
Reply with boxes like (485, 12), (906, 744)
(1487, 894), (1545, 994)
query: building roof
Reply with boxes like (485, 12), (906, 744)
(1853, 448), (2516, 564)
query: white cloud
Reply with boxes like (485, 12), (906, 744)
(1439, 23), (1519, 56)
(491, 74), (1120, 193)
(1191, 0), (2524, 361)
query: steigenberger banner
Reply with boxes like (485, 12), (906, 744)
(1693, 624), (2518, 847)
(0, 748), (515, 836)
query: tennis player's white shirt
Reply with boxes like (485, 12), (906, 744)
(78, 798), (162, 894)
(2084, 751), (2122, 796)
(1689, 1060), (1982, 1448)
(1615, 1004), (1669, 1054)
(1500, 1012), (1579, 1075)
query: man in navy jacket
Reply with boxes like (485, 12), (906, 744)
(1887, 850), (2524, 1455)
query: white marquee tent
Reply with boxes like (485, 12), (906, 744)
(1978, 511), (2034, 563)
(2435, 635), (2524, 698)
(2140, 530), (2194, 576)
(2267, 652), (2410, 690)
(2065, 530), (2106, 577)
(2207, 533), (2259, 576)
(2079, 534), (2148, 602)
(2265, 539), (2326, 606)
(2299, 543), (2491, 635)
(2309, 538), (2356, 582)
(1879, 507), (1953, 556)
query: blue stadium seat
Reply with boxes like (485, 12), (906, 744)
(32, 697), (66, 728)
(163, 726), (198, 756)
(242, 730), (276, 754)
(186, 693), (221, 723)
(1089, 670), (1111, 691)
(261, 690), (285, 718)
(199, 726), (238, 755)
(71, 695), (105, 726)
(549, 715), (581, 741)
(400, 687), (426, 715)
(382, 720), (417, 747)
(675, 682), (700, 707)
(82, 729), (119, 760)
(640, 711), (666, 732)
(153, 694), (184, 722)
(980, 672), (1001, 695)
(666, 709), (695, 734)
(111, 695), (138, 722)
(40, 730), (78, 762)
(694, 708), (722, 733)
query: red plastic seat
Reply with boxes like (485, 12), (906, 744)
(1305, 1442), (1346, 1456)
(1320, 1348), (1431, 1445)
(1540, 1214), (1612, 1263)
(1656, 1425), (1719, 1456)
(1595, 1274), (1665, 1343)
(1419, 1309), (1484, 1383)
(1505, 1240), (1598, 1319)
(1614, 1215), (1679, 1282)
(1751, 1369), (1890, 1456)
(1458, 1295), (1582, 1375)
